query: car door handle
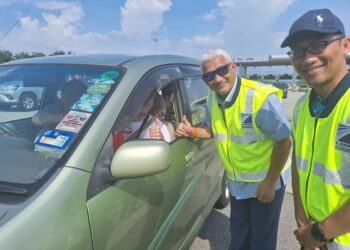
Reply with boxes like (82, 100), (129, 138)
(185, 150), (195, 162)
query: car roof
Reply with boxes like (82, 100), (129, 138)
(2, 54), (200, 68)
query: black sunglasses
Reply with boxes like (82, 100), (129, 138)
(202, 63), (232, 82)
(287, 35), (345, 60)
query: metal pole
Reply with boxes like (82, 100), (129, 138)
(153, 38), (158, 54)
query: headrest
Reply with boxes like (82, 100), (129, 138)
(61, 80), (87, 110)
(149, 93), (166, 118)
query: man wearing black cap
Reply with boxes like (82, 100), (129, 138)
(281, 8), (350, 249)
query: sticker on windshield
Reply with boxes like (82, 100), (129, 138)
(101, 71), (119, 80)
(86, 79), (113, 95)
(71, 93), (104, 112)
(56, 111), (91, 133)
(34, 129), (75, 150)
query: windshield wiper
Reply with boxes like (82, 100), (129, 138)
(0, 184), (28, 195)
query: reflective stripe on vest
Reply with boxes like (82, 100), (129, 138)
(245, 88), (255, 113)
(295, 157), (308, 172)
(213, 132), (226, 142)
(296, 157), (350, 188)
(230, 134), (266, 144)
(327, 241), (350, 250)
(292, 93), (308, 130)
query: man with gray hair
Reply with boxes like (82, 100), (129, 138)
(176, 48), (292, 250)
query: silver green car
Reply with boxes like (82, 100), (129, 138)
(0, 54), (229, 250)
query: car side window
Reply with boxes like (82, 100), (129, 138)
(88, 67), (182, 198)
(111, 69), (181, 152)
(183, 76), (209, 126)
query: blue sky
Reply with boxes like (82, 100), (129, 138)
(0, 0), (349, 62)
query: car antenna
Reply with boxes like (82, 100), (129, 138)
(0, 8), (30, 43)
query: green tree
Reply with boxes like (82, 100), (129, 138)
(31, 52), (46, 58)
(49, 50), (65, 56)
(14, 51), (31, 60)
(0, 50), (13, 64)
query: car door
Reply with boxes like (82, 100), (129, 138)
(157, 66), (224, 249)
(86, 66), (202, 249)
(181, 73), (224, 211)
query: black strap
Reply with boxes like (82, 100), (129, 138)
(136, 114), (150, 138)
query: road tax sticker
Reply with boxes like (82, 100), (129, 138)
(71, 93), (104, 112)
(35, 129), (75, 149)
(56, 111), (91, 133)
(86, 83), (111, 95)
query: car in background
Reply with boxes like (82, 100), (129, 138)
(0, 54), (229, 250)
(0, 80), (44, 110)
(299, 83), (309, 92)
(271, 82), (289, 99)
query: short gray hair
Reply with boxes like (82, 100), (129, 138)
(201, 49), (233, 70)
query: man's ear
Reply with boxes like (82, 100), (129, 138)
(230, 62), (237, 75)
(342, 37), (350, 55)
(231, 62), (237, 70)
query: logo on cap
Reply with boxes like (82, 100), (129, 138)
(316, 14), (324, 24)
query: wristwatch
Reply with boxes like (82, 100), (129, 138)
(311, 222), (333, 242)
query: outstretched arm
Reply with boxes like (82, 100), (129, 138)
(175, 116), (213, 139)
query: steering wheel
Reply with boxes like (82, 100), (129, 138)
(0, 122), (17, 137)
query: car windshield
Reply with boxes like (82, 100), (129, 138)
(0, 64), (122, 190)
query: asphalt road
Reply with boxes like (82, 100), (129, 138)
(190, 91), (306, 250)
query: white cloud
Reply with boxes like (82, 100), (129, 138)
(35, 1), (84, 37)
(200, 9), (220, 21)
(1, 1), (84, 53)
(120, 0), (172, 38)
(182, 32), (224, 47)
(220, 0), (294, 56)
(182, 0), (294, 58)
(0, 0), (167, 56)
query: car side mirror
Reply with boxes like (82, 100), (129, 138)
(110, 140), (171, 179)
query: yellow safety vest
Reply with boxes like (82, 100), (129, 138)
(293, 89), (350, 249)
(210, 78), (286, 182)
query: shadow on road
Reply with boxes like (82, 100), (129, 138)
(195, 209), (230, 249)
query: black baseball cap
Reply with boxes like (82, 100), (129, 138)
(281, 8), (345, 48)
